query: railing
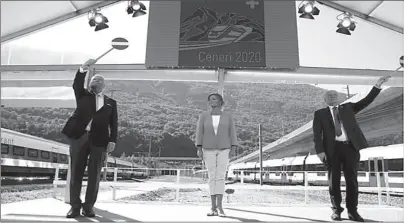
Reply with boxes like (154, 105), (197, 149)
(53, 166), (403, 206)
(233, 170), (403, 205)
(53, 166), (209, 202)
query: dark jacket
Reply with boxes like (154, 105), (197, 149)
(62, 69), (118, 147)
(313, 86), (381, 158)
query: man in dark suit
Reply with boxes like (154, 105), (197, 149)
(313, 76), (390, 222)
(62, 59), (118, 218)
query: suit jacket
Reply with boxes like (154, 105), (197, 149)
(312, 86), (381, 158)
(62, 69), (118, 147)
(195, 111), (238, 149)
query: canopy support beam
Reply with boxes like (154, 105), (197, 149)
(1, 65), (402, 87)
(317, 0), (403, 34)
(1, 1), (121, 44)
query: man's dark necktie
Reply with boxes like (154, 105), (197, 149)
(332, 106), (342, 136)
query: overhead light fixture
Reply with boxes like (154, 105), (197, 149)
(298, 1), (320, 19)
(88, 8), (109, 32)
(126, 0), (146, 17)
(336, 12), (356, 35)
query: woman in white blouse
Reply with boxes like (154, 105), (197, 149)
(195, 93), (238, 217)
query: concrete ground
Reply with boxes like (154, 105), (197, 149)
(1, 195), (403, 222)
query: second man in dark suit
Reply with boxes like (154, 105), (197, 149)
(312, 76), (390, 222)
(62, 59), (118, 218)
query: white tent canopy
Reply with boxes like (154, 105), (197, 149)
(1, 1), (121, 42)
(1, 1), (402, 43)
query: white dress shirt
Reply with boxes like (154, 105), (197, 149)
(86, 93), (104, 131)
(212, 115), (220, 135)
(328, 105), (348, 141)
(327, 85), (382, 141)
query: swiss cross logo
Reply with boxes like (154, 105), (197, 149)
(246, 0), (259, 9)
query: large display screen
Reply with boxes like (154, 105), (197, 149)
(178, 0), (266, 68)
(146, 0), (299, 69)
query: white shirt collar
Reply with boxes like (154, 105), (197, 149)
(329, 104), (342, 109)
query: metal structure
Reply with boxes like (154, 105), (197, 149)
(1, 1), (402, 44)
(258, 124), (263, 185)
(1, 65), (402, 85)
(1, 1), (121, 43)
(1, 2), (403, 86)
(316, 1), (403, 34)
(153, 157), (202, 161)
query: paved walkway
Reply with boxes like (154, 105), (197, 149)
(2, 196), (403, 222)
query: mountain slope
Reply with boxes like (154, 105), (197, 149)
(1, 81), (354, 158)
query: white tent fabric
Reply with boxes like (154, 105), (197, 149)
(324, 1), (403, 30)
(1, 1), (120, 42)
(1, 1), (403, 42)
(1, 1), (402, 73)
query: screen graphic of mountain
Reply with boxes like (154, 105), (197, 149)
(180, 7), (264, 44)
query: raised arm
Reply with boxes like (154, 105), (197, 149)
(312, 110), (324, 154)
(352, 76), (390, 113)
(351, 87), (381, 114)
(73, 59), (96, 104)
(72, 69), (87, 104)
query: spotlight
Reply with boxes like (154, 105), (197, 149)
(94, 14), (103, 24)
(298, 1), (320, 19)
(126, 0), (146, 17)
(304, 5), (313, 13)
(88, 8), (109, 32)
(336, 12), (356, 35)
(341, 18), (352, 28)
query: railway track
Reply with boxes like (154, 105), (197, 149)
(1, 177), (54, 186)
(359, 190), (403, 197)
(1, 176), (142, 186)
(231, 181), (404, 197)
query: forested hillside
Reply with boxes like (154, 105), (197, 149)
(1, 81), (335, 158)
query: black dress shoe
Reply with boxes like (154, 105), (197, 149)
(331, 208), (343, 221)
(66, 208), (81, 218)
(82, 207), (96, 217)
(331, 212), (342, 221)
(348, 212), (364, 222)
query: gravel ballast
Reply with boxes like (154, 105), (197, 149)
(2, 182), (402, 208)
(120, 187), (404, 207)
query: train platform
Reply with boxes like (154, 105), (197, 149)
(1, 194), (403, 222)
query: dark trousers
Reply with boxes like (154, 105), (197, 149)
(69, 132), (106, 209)
(327, 141), (360, 213)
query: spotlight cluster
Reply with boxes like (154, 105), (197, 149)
(88, 1), (147, 32)
(126, 0), (147, 17)
(298, 1), (358, 35)
(298, 1), (320, 19)
(336, 12), (356, 35)
(88, 8), (109, 32)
